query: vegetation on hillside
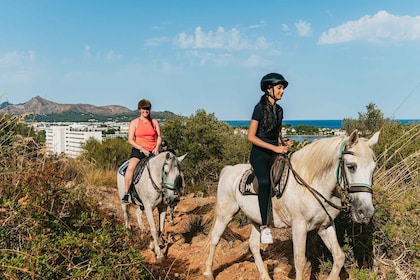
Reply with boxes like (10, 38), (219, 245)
(0, 114), (155, 279)
(1, 103), (419, 279)
(24, 110), (175, 123)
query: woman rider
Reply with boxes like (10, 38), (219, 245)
(247, 73), (293, 244)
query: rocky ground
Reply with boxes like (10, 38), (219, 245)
(89, 185), (334, 280)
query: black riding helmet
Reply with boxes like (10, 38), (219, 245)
(161, 140), (168, 147)
(260, 73), (288, 92)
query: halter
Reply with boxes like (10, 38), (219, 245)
(336, 141), (373, 194)
(146, 157), (182, 195)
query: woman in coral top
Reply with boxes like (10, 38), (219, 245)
(122, 98), (162, 203)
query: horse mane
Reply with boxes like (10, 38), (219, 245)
(292, 135), (347, 184)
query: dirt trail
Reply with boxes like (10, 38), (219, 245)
(90, 185), (321, 280)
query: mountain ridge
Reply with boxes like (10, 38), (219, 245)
(0, 96), (175, 122)
(0, 96), (133, 116)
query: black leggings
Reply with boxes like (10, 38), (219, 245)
(250, 146), (274, 226)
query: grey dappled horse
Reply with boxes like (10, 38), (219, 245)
(204, 130), (379, 280)
(117, 151), (186, 261)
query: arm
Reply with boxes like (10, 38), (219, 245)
(248, 120), (288, 154)
(151, 119), (162, 155)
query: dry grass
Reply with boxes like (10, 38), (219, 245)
(370, 125), (419, 280)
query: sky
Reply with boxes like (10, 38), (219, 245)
(1, 1), (419, 121)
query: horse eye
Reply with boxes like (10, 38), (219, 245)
(347, 163), (356, 173)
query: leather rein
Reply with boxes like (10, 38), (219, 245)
(145, 159), (181, 194)
(285, 140), (373, 217)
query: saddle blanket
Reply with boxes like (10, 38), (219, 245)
(118, 159), (147, 185)
(239, 155), (290, 198)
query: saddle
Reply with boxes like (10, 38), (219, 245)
(118, 157), (150, 208)
(239, 153), (290, 198)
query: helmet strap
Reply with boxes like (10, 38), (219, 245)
(265, 90), (279, 102)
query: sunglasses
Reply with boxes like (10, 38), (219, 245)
(141, 107), (151, 111)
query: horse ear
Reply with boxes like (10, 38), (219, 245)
(348, 129), (359, 147)
(367, 131), (380, 148)
(177, 153), (187, 162)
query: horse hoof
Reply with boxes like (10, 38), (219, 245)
(203, 272), (214, 280)
(156, 254), (165, 262)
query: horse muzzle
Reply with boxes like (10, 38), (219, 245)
(351, 198), (374, 224)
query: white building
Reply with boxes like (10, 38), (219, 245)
(45, 125), (102, 158)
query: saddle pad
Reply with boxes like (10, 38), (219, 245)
(238, 163), (290, 197)
(118, 158), (148, 185)
(239, 169), (258, 195)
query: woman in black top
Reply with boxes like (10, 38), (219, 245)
(247, 72), (293, 244)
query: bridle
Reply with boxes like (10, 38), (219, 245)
(336, 141), (373, 194)
(285, 140), (374, 219)
(146, 158), (183, 197)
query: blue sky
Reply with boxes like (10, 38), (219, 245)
(1, 0), (419, 120)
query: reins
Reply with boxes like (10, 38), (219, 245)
(145, 157), (181, 194)
(283, 139), (373, 221)
(285, 154), (347, 223)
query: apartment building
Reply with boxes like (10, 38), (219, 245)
(45, 124), (102, 158)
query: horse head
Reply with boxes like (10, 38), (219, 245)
(339, 130), (379, 224)
(161, 152), (187, 204)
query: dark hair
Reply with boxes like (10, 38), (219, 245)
(138, 99), (152, 110)
(259, 95), (278, 138)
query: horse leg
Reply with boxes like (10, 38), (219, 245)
(157, 204), (167, 244)
(134, 207), (146, 232)
(292, 223), (308, 280)
(203, 202), (239, 280)
(318, 225), (345, 280)
(170, 203), (175, 225)
(249, 224), (271, 280)
(121, 203), (130, 229)
(144, 206), (164, 261)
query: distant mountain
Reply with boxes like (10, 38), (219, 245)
(0, 96), (133, 116)
(0, 96), (174, 122)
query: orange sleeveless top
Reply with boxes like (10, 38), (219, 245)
(135, 118), (157, 152)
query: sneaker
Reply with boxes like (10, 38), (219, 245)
(121, 194), (130, 204)
(260, 226), (273, 244)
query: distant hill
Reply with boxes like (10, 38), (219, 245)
(0, 96), (175, 122)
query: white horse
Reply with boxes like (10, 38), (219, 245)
(204, 130), (379, 280)
(117, 151), (186, 261)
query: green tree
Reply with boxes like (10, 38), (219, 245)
(293, 125), (319, 135)
(161, 110), (249, 193)
(358, 102), (388, 136)
(343, 103), (388, 136)
(342, 118), (358, 135)
(82, 137), (131, 169)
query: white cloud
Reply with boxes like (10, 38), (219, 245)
(145, 36), (170, 47)
(282, 24), (290, 31)
(0, 50), (36, 67)
(0, 50), (40, 83)
(103, 50), (123, 62)
(174, 26), (269, 50)
(318, 10), (420, 45)
(295, 20), (312, 37)
(248, 20), (266, 29)
(241, 54), (270, 68)
(83, 45), (91, 57)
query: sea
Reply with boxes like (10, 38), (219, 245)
(225, 119), (419, 129)
(224, 119), (419, 142)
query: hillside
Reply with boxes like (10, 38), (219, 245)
(0, 96), (175, 122)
